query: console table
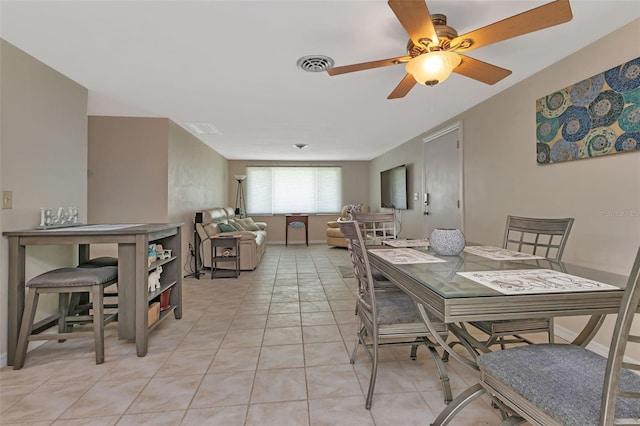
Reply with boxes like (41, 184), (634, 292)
(3, 223), (183, 365)
(285, 214), (308, 246)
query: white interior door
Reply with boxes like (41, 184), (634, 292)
(423, 122), (463, 236)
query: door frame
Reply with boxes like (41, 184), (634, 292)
(422, 120), (465, 236)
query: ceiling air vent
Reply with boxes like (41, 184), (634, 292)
(184, 122), (222, 136)
(297, 55), (335, 72)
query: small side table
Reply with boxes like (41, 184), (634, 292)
(210, 236), (240, 278)
(285, 214), (309, 247)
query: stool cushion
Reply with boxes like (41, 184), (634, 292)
(27, 266), (118, 288)
(78, 256), (118, 268)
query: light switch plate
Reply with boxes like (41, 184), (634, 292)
(2, 191), (13, 209)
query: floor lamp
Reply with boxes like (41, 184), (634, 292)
(234, 175), (246, 218)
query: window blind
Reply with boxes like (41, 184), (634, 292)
(246, 166), (342, 214)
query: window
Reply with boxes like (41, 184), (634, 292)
(246, 166), (342, 214)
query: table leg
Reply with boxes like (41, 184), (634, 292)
(305, 223), (308, 246)
(117, 242), (137, 341)
(285, 221), (289, 247)
(135, 234), (149, 357)
(571, 314), (606, 347)
(6, 238), (25, 366)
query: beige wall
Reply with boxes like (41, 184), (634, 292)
(167, 120), (228, 264)
(88, 116), (169, 224)
(228, 160), (370, 244)
(88, 117), (228, 268)
(0, 40), (89, 363)
(371, 21), (640, 350)
(370, 142), (424, 239)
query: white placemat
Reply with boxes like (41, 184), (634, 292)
(383, 239), (430, 248)
(369, 248), (445, 264)
(463, 246), (545, 261)
(457, 269), (618, 295)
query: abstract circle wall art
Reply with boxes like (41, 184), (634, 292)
(536, 56), (640, 164)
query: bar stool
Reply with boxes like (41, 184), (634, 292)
(74, 256), (119, 313)
(13, 266), (119, 369)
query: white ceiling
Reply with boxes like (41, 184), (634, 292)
(1, 1), (638, 161)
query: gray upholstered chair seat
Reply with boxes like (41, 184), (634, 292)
(27, 266), (118, 287)
(78, 256), (118, 268)
(375, 291), (422, 325)
(478, 344), (640, 426)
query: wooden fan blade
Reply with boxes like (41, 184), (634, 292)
(388, 74), (417, 99)
(388, 0), (438, 47)
(454, 55), (512, 85)
(327, 56), (411, 76)
(451, 0), (572, 52)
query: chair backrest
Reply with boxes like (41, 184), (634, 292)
(502, 215), (574, 261)
(338, 220), (377, 330)
(600, 246), (640, 423)
(353, 212), (397, 245)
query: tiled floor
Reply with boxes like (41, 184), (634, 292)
(0, 244), (505, 425)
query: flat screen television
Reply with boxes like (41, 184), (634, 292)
(380, 165), (408, 210)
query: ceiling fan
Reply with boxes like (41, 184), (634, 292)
(327, 0), (573, 99)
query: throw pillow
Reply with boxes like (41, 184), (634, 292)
(217, 222), (237, 232)
(344, 203), (363, 220)
(238, 217), (260, 231)
(229, 219), (246, 231)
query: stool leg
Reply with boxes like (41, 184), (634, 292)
(14, 287), (39, 370)
(58, 293), (70, 340)
(92, 285), (105, 364)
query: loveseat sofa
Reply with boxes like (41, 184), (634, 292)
(195, 207), (267, 271)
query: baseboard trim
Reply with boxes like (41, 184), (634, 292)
(555, 324), (639, 365)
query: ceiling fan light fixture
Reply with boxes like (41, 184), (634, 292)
(405, 51), (461, 86)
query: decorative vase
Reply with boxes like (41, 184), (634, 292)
(429, 228), (466, 256)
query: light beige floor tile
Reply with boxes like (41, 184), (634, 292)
(228, 314), (268, 330)
(60, 378), (149, 419)
(116, 410), (185, 425)
(420, 389), (502, 425)
(306, 364), (363, 400)
(308, 396), (375, 426)
(258, 344), (305, 369)
(332, 310), (358, 325)
(191, 371), (254, 408)
(266, 313), (301, 328)
(207, 347), (260, 373)
(100, 352), (170, 381)
(175, 328), (225, 352)
(1, 381), (91, 423)
(262, 326), (303, 346)
(304, 342), (350, 367)
(301, 312), (336, 326)
(245, 401), (309, 426)
(0, 384), (36, 415)
(181, 405), (247, 426)
(302, 324), (342, 343)
(154, 350), (215, 377)
(269, 302), (301, 314)
(236, 303), (270, 314)
(353, 360), (418, 395)
(126, 375), (202, 414)
(219, 328), (264, 348)
(53, 415), (120, 425)
(369, 392), (436, 425)
(250, 368), (307, 404)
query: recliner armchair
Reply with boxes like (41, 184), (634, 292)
(326, 204), (370, 248)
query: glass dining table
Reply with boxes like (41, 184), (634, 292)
(367, 245), (629, 371)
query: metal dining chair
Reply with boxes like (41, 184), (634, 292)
(468, 216), (575, 347)
(338, 220), (452, 409)
(433, 246), (640, 425)
(353, 211), (399, 289)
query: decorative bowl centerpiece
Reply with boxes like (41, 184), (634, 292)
(429, 228), (466, 256)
